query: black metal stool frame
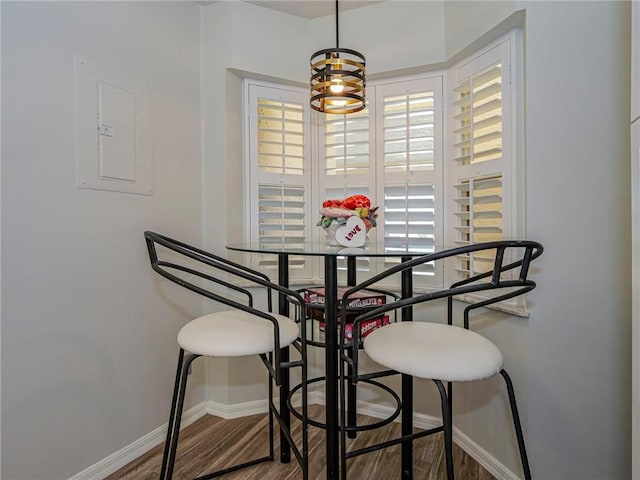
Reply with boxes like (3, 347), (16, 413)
(338, 240), (543, 480)
(145, 231), (309, 480)
(292, 284), (402, 434)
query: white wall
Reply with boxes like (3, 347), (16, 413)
(201, 1), (632, 478)
(447, 2), (631, 478)
(1, 2), (203, 479)
(308, 1), (446, 75)
(1, 4), (4, 475)
(0, 1), (632, 479)
(444, 0), (517, 58)
(518, 2), (631, 478)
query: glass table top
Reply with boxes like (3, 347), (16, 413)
(226, 242), (446, 257)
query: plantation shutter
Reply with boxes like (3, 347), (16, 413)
(383, 91), (436, 173)
(453, 64), (503, 165)
(447, 32), (526, 315)
(319, 76), (443, 285)
(324, 110), (370, 176)
(247, 83), (313, 279)
(449, 41), (510, 285)
(382, 184), (436, 277)
(375, 78), (443, 286)
(257, 184), (306, 268)
(453, 175), (503, 278)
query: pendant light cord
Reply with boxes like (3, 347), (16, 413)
(335, 0), (339, 48)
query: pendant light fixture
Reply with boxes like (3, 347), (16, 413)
(310, 0), (366, 114)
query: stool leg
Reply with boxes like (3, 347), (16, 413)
(434, 380), (454, 480)
(268, 353), (275, 461)
(162, 351), (198, 480)
(340, 346), (348, 480)
(160, 349), (184, 480)
(500, 370), (532, 480)
(300, 337), (309, 480)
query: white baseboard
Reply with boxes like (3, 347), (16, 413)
(206, 398), (270, 419)
(69, 392), (324, 480)
(69, 402), (208, 480)
(206, 391), (324, 419)
(70, 392), (517, 480)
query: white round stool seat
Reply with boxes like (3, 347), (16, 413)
(177, 310), (299, 357)
(363, 322), (504, 382)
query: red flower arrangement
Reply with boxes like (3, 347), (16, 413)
(317, 194), (378, 232)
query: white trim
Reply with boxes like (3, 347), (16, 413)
(68, 402), (208, 480)
(0, 4), (3, 474)
(632, 2), (639, 473)
(69, 391), (514, 480)
(632, 118), (640, 478)
(206, 391), (325, 419)
(68, 392), (326, 480)
(206, 398), (268, 419)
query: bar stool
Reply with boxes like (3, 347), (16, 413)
(340, 240), (543, 480)
(144, 231), (308, 480)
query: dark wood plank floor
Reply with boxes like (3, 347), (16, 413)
(106, 405), (495, 480)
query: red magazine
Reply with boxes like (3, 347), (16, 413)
(319, 315), (390, 340)
(303, 287), (386, 309)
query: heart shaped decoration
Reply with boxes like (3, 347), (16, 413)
(334, 216), (367, 247)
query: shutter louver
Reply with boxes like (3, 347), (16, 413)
(453, 175), (503, 279)
(454, 63), (502, 165)
(383, 91), (435, 172)
(324, 110), (370, 176)
(257, 184), (306, 268)
(383, 184), (436, 276)
(258, 99), (304, 175)
(380, 87), (438, 281)
(249, 86), (310, 277)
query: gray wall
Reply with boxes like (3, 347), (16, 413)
(521, 2), (631, 477)
(203, 1), (632, 478)
(0, 1), (632, 479)
(443, 2), (632, 477)
(1, 2), (203, 479)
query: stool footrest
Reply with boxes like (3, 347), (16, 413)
(345, 426), (444, 460)
(193, 455), (273, 480)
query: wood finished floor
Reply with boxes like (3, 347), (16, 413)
(106, 405), (495, 480)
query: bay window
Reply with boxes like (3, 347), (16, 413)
(244, 31), (524, 309)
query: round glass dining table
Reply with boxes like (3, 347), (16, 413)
(227, 241), (435, 479)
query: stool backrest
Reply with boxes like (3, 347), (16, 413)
(342, 240), (544, 336)
(144, 231), (305, 318)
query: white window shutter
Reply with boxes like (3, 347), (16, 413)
(449, 39), (512, 280)
(257, 184), (306, 268)
(453, 175), (503, 279)
(257, 99), (305, 175)
(446, 31), (527, 316)
(323, 110), (370, 176)
(374, 77), (443, 287)
(383, 90), (436, 173)
(246, 82), (313, 280)
(383, 183), (437, 277)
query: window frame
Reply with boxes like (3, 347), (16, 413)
(241, 29), (526, 313)
(244, 79), (316, 282)
(315, 73), (445, 288)
(445, 29), (527, 316)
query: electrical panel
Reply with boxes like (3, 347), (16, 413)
(75, 56), (152, 195)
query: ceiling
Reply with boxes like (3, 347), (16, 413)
(242, 1), (382, 19)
